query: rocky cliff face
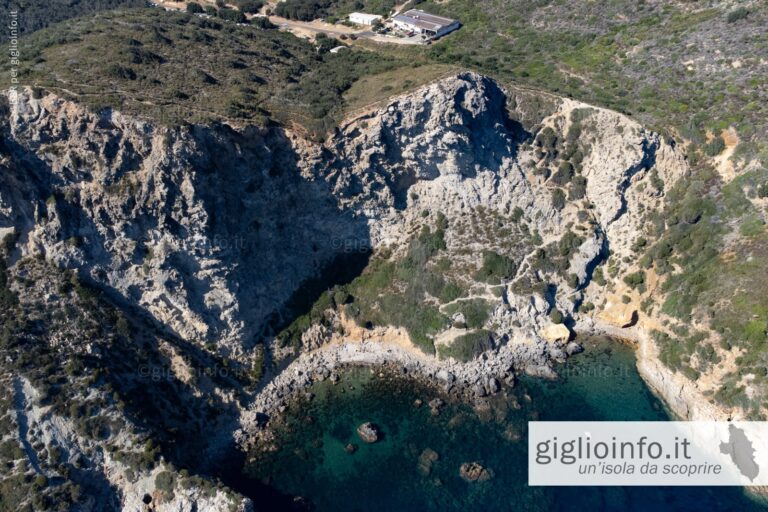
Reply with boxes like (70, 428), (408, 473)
(309, 72), (685, 349)
(1, 74), (685, 358)
(2, 90), (367, 359)
(0, 72), (689, 510)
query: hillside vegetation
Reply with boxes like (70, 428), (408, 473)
(12, 8), (401, 132)
(0, 0), (146, 33)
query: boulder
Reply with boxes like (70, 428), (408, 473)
(356, 422), (380, 443)
(436, 369), (455, 388)
(459, 462), (494, 482)
(485, 377), (500, 395)
(540, 323), (571, 343)
(565, 342), (583, 355)
(598, 299), (638, 328)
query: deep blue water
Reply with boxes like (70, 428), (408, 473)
(244, 336), (768, 511)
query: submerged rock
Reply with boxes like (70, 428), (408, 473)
(356, 422), (380, 443)
(417, 448), (440, 476)
(428, 398), (444, 416)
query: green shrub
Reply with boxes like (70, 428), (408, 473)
(703, 136), (725, 156)
(592, 267), (606, 286)
(726, 7), (749, 23)
(551, 188), (566, 210)
(475, 251), (517, 284)
(155, 471), (176, 495)
(551, 161), (574, 186)
(569, 175), (587, 200)
(623, 271), (645, 289)
(444, 299), (491, 329)
(437, 330), (494, 362)
(218, 8), (247, 22)
(33, 475), (48, 489)
(235, 0), (264, 13)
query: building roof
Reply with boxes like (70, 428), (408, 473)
(392, 9), (457, 31)
(349, 12), (383, 22)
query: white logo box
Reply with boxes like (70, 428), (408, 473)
(528, 421), (768, 486)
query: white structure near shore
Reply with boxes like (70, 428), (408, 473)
(349, 12), (383, 25)
(392, 9), (460, 39)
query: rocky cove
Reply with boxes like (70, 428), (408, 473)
(237, 336), (767, 511)
(0, 71), (753, 510)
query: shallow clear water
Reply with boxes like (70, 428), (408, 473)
(244, 336), (768, 511)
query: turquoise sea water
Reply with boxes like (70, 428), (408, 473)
(243, 336), (768, 511)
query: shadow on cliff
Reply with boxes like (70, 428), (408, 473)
(188, 123), (372, 352)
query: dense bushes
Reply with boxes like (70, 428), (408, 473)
(274, 0), (332, 20)
(283, 48), (399, 130)
(218, 8), (247, 23)
(0, 0), (146, 33)
(234, 0), (265, 13)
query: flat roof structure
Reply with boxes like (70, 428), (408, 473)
(349, 12), (384, 25)
(392, 9), (459, 35)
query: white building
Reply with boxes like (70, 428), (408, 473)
(348, 12), (383, 25)
(392, 9), (459, 39)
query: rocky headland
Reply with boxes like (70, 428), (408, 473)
(0, 71), (739, 510)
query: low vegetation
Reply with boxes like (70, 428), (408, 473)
(11, 8), (401, 133)
(0, 0), (145, 33)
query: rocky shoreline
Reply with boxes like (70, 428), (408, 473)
(238, 317), (734, 448)
(236, 327), (587, 448)
(580, 318), (734, 422)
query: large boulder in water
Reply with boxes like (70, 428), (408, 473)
(459, 462), (494, 482)
(357, 422), (380, 443)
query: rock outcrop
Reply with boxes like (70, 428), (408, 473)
(356, 422), (380, 443)
(459, 462), (493, 482)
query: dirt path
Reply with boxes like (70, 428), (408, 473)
(154, 0), (424, 45)
(713, 127), (739, 183)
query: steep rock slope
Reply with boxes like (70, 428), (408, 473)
(0, 73), (689, 509)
